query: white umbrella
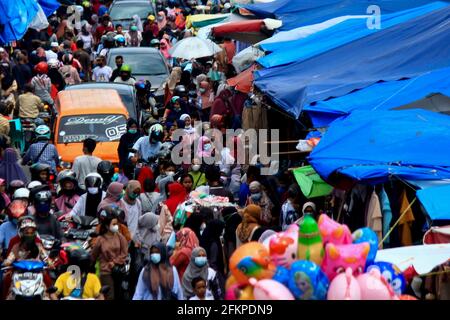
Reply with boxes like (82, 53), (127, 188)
(169, 37), (223, 60)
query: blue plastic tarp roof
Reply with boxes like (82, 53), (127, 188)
(0, 0), (39, 44)
(242, 0), (450, 31)
(304, 67), (450, 128)
(417, 185), (450, 221)
(308, 109), (450, 185)
(38, 0), (61, 17)
(254, 5), (450, 119)
(258, 2), (448, 68)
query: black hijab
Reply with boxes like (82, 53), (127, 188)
(118, 118), (141, 169)
(200, 219), (225, 276)
(85, 188), (103, 218)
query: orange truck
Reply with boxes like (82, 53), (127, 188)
(54, 89), (129, 169)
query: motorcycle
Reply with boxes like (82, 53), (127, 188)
(20, 118), (37, 151)
(1, 260), (49, 300)
(40, 234), (67, 281)
(63, 215), (99, 252)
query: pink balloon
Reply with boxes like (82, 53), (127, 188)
(327, 268), (361, 300)
(250, 278), (295, 300)
(357, 268), (398, 300)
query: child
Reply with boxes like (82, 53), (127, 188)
(189, 277), (214, 300)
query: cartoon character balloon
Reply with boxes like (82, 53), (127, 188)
(327, 267), (361, 300)
(352, 227), (378, 266)
(272, 265), (290, 286)
(288, 260), (329, 300)
(229, 242), (276, 285)
(357, 268), (398, 300)
(249, 278), (295, 300)
(297, 215), (325, 266)
(225, 284), (254, 300)
(321, 242), (370, 281)
(269, 230), (298, 268)
(367, 261), (406, 295)
(318, 214), (352, 246)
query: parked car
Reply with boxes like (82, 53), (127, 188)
(109, 0), (155, 30)
(106, 47), (169, 103)
(65, 82), (140, 123)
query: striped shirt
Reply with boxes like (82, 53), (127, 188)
(22, 141), (60, 173)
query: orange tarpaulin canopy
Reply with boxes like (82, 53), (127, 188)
(227, 64), (256, 93)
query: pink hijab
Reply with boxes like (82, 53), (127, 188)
(97, 182), (128, 215)
(157, 11), (167, 30)
(160, 38), (172, 59)
(197, 136), (213, 159)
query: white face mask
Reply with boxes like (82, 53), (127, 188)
(166, 171), (175, 176)
(203, 143), (212, 151)
(110, 225), (119, 233)
(88, 187), (99, 195)
(192, 164), (201, 172)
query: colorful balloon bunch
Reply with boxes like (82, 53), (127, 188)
(225, 214), (414, 300)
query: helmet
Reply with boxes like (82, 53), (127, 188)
(30, 163), (51, 176)
(34, 62), (48, 74)
(67, 248), (91, 269)
(62, 53), (73, 64)
(13, 188), (30, 200)
(6, 200), (27, 220)
(9, 180), (25, 194)
(18, 216), (37, 237)
(35, 125), (51, 139)
(82, 0), (90, 8)
(150, 39), (160, 47)
(85, 172), (103, 189)
(98, 204), (124, 223)
(104, 35), (116, 49)
(57, 170), (77, 184)
(135, 80), (151, 92)
(149, 123), (164, 143)
(27, 181), (43, 190)
(174, 85), (187, 97)
(33, 189), (52, 205)
(47, 59), (59, 69)
(120, 64), (132, 73)
(97, 161), (114, 177)
(114, 34), (126, 44)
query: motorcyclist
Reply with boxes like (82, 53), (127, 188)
(55, 170), (81, 216)
(0, 200), (27, 259)
(12, 188), (31, 206)
(114, 64), (136, 86)
(22, 125), (60, 174)
(30, 61), (54, 106)
(150, 38), (160, 49)
(130, 123), (164, 164)
(32, 188), (62, 240)
(97, 161), (115, 192)
(114, 34), (126, 48)
(28, 163), (56, 193)
(69, 173), (106, 218)
(51, 248), (104, 300)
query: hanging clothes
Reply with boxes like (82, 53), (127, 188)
(398, 190), (415, 247)
(241, 102), (268, 131)
(379, 186), (392, 248)
(366, 190), (383, 245)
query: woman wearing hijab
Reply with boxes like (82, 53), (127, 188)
(166, 67), (182, 94)
(160, 38), (172, 62)
(196, 136), (214, 160)
(133, 242), (183, 300)
(157, 11), (167, 31)
(122, 180), (143, 240)
(126, 24), (143, 47)
(210, 89), (232, 122)
(70, 173), (106, 218)
(0, 148), (28, 185)
(198, 80), (214, 120)
(118, 118), (141, 178)
(181, 247), (223, 300)
(97, 182), (128, 216)
(169, 228), (199, 280)
(235, 204), (263, 247)
(139, 178), (160, 213)
(157, 181), (175, 244)
(164, 182), (187, 216)
(184, 212), (203, 240)
(246, 181), (274, 226)
(221, 207), (242, 261)
(133, 211), (160, 278)
(151, 175), (174, 213)
(200, 219), (226, 278)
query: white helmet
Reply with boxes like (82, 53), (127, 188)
(13, 188), (30, 200)
(27, 181), (43, 189)
(47, 58), (59, 69)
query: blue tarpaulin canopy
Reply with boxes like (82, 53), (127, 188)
(254, 5), (450, 118)
(257, 2), (448, 68)
(242, 0), (450, 31)
(308, 109), (450, 185)
(0, 0), (39, 44)
(304, 67), (450, 128)
(417, 185), (450, 221)
(38, 0), (61, 17)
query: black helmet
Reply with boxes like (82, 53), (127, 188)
(104, 35), (116, 49)
(67, 248), (91, 272)
(97, 161), (114, 177)
(149, 123), (164, 144)
(9, 180), (25, 195)
(174, 85), (187, 97)
(98, 204), (124, 224)
(30, 163), (51, 175)
(33, 189), (52, 205)
(57, 170), (77, 185)
(85, 173), (103, 189)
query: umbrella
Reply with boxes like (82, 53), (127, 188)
(292, 165), (333, 199)
(392, 93), (450, 114)
(169, 37), (223, 60)
(227, 64), (256, 93)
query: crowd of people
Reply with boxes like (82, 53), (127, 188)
(0, 0), (325, 300)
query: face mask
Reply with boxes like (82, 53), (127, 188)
(121, 74), (131, 81)
(110, 225), (119, 233)
(128, 129), (137, 134)
(192, 164), (201, 172)
(199, 88), (206, 94)
(23, 234), (36, 245)
(63, 188), (76, 197)
(194, 256), (207, 268)
(203, 143), (212, 151)
(251, 193), (262, 202)
(128, 192), (139, 200)
(36, 203), (51, 214)
(220, 176), (228, 185)
(166, 171), (175, 176)
(150, 253), (161, 264)
(88, 187), (99, 195)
